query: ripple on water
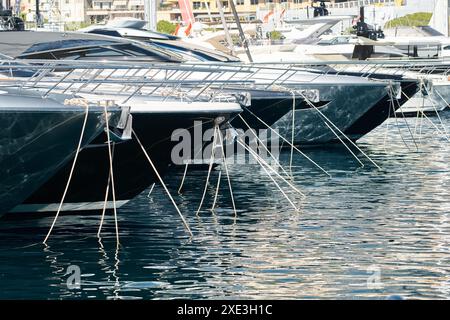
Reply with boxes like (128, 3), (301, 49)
(0, 116), (449, 299)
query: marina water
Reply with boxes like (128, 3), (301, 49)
(0, 115), (448, 300)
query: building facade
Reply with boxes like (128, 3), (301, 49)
(86, 0), (145, 23)
(1, 0), (423, 27)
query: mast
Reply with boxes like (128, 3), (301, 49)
(228, 0), (253, 62)
(144, 0), (157, 31)
(215, 0), (235, 55)
(35, 0), (41, 26)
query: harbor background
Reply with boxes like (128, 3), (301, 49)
(2, 1), (441, 31)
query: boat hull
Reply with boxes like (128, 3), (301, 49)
(14, 100), (241, 213)
(272, 82), (389, 145)
(229, 89), (308, 130)
(346, 80), (420, 140)
(0, 89), (109, 216)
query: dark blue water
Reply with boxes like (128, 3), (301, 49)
(0, 114), (449, 299)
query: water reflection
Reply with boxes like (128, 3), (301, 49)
(0, 115), (448, 299)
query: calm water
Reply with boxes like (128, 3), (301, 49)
(0, 114), (449, 300)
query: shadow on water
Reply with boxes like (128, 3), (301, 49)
(0, 116), (449, 299)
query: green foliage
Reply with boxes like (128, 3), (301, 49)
(267, 31), (284, 40)
(157, 20), (177, 35)
(385, 12), (432, 28)
(64, 22), (92, 31)
(343, 26), (356, 35)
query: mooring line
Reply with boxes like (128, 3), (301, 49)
(177, 124), (211, 194)
(296, 91), (382, 170)
(97, 143), (115, 238)
(242, 107), (331, 177)
(99, 106), (119, 247)
(147, 183), (156, 197)
(132, 129), (193, 237)
(44, 103), (90, 245)
(236, 114), (305, 196)
(217, 127), (237, 217)
(290, 91), (296, 171)
(210, 169), (222, 212)
(389, 85), (415, 151)
(196, 125), (218, 216)
(178, 163), (189, 194)
(384, 89), (392, 151)
(422, 85), (450, 140)
(237, 136), (306, 198)
(391, 85), (419, 151)
(237, 139), (300, 212)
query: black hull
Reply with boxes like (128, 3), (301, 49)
(230, 90), (307, 130)
(344, 80), (420, 140)
(18, 111), (237, 213)
(0, 90), (109, 216)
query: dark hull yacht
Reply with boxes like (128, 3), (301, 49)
(303, 68), (421, 141)
(14, 100), (241, 213)
(0, 31), (301, 134)
(84, 26), (405, 144)
(0, 87), (119, 216)
(0, 33), (242, 213)
(344, 78), (420, 140)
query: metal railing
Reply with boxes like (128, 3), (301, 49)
(0, 59), (259, 104)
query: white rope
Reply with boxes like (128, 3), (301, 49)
(383, 91), (391, 151)
(418, 108), (449, 142)
(210, 169), (222, 211)
(296, 91), (382, 170)
(177, 123), (212, 194)
(147, 183), (156, 197)
(422, 85), (450, 140)
(242, 107), (331, 177)
(394, 85), (422, 150)
(97, 154), (112, 237)
(132, 129), (193, 237)
(43, 103), (90, 244)
(217, 127), (237, 217)
(236, 114), (305, 197)
(196, 125), (218, 216)
(290, 91), (296, 170)
(238, 136), (305, 198)
(322, 120), (365, 167)
(178, 163), (189, 194)
(98, 106), (120, 247)
(237, 139), (299, 212)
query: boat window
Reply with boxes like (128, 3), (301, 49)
(443, 45), (450, 50)
(23, 40), (120, 55)
(112, 44), (162, 57)
(20, 45), (174, 62)
(79, 47), (127, 58)
(317, 39), (333, 45)
(335, 37), (349, 44)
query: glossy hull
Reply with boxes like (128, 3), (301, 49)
(0, 89), (110, 216)
(14, 99), (241, 213)
(273, 82), (389, 144)
(346, 80), (420, 140)
(229, 89), (308, 130)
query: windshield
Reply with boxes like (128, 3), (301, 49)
(19, 42), (184, 62)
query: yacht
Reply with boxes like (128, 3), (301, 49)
(80, 26), (398, 144)
(0, 84), (122, 216)
(0, 34), (243, 213)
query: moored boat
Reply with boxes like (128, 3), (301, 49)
(0, 86), (122, 216)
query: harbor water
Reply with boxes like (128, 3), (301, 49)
(0, 114), (448, 300)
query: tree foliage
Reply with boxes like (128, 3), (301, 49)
(385, 12), (432, 28)
(157, 20), (177, 35)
